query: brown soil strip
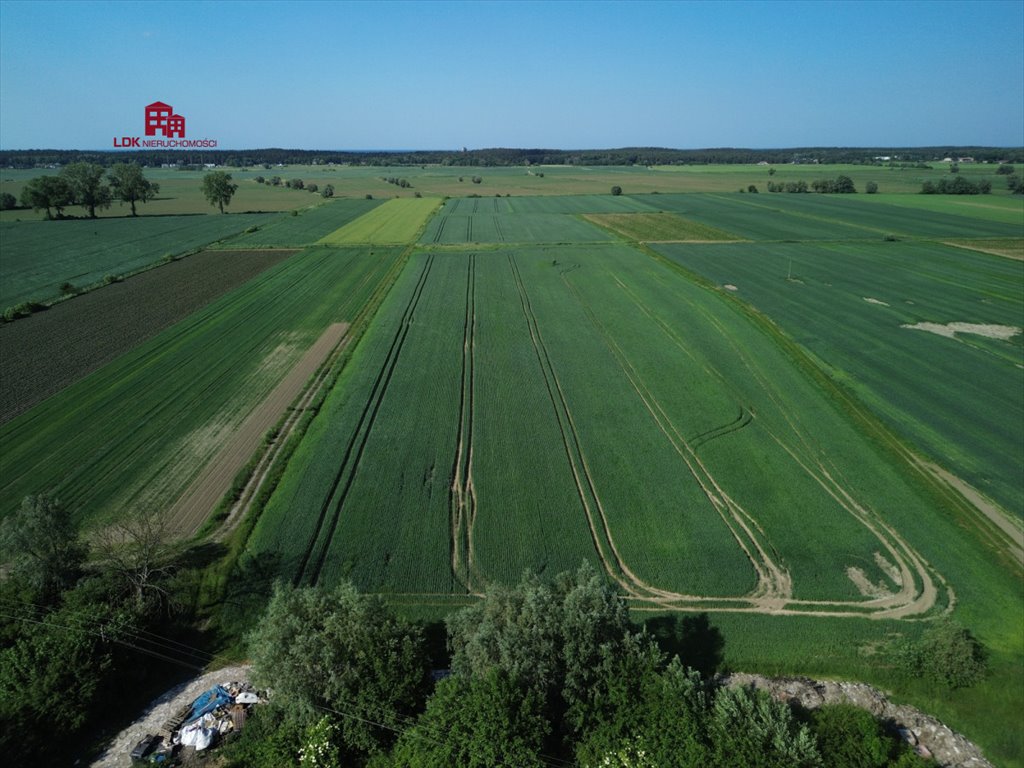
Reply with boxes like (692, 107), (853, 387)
(166, 322), (349, 538)
(912, 456), (1024, 565)
(943, 240), (1024, 261)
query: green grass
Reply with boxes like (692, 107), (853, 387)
(317, 197), (441, 244)
(0, 245), (405, 531)
(584, 212), (740, 241)
(0, 213), (272, 307)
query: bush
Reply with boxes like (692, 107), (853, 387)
(996, 163), (1015, 175)
(747, 185), (759, 193)
(0, 192), (16, 210)
(58, 282), (76, 295)
(611, 185), (622, 196)
(102, 274), (122, 285)
(897, 620), (988, 689)
(365, 194), (373, 200)
(866, 181), (878, 194)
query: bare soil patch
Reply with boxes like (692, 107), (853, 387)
(944, 238), (1024, 261)
(166, 322), (349, 538)
(901, 321), (1021, 341)
(0, 249), (297, 424)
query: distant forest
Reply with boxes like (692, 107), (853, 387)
(1, 146), (1021, 169)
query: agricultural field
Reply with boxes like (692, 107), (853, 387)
(317, 197), (440, 245)
(1, 174), (1021, 763)
(0, 248), (296, 422)
(655, 240), (1024, 521)
(222, 197), (383, 248)
(0, 212), (272, 306)
(0, 167), (318, 221)
(244, 237), (1007, 614)
(0, 244), (406, 531)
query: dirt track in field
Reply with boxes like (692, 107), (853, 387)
(166, 322), (349, 538)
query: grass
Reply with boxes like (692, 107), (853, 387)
(584, 211), (740, 241)
(317, 197), (441, 244)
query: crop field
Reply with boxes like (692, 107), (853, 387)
(0, 248), (296, 422)
(0, 213), (272, 306)
(656, 239), (1024, 520)
(635, 193), (1024, 241)
(584, 212), (740, 241)
(0, 245), (405, 530)
(222, 198), (383, 248)
(244, 239), (1011, 625)
(1, 179), (1021, 763)
(317, 197), (440, 244)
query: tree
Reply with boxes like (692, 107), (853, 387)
(0, 192), (16, 210)
(709, 686), (821, 768)
(390, 671), (551, 768)
(19, 175), (73, 219)
(995, 163), (1015, 175)
(202, 170), (239, 213)
(61, 162), (112, 218)
(248, 582), (430, 757)
(322, 184), (334, 198)
(809, 704), (895, 768)
(611, 185), (622, 195)
(0, 494), (87, 604)
(108, 162), (159, 216)
(93, 510), (181, 615)
(447, 563), (636, 744)
(306, 183), (318, 194)
(866, 181), (879, 194)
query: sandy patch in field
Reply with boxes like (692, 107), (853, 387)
(901, 322), (1022, 341)
(847, 566), (894, 598)
(863, 297), (889, 307)
(724, 284), (739, 291)
(874, 552), (903, 586)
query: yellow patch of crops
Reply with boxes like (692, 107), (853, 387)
(317, 197), (440, 245)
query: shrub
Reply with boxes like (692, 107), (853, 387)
(995, 163), (1015, 175)
(866, 181), (878, 194)
(611, 185), (622, 196)
(58, 282), (76, 295)
(897, 620), (988, 689)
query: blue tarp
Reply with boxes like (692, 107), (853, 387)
(184, 685), (233, 724)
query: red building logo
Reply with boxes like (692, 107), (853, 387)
(144, 101), (186, 138)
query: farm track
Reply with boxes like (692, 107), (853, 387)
(450, 254), (479, 593)
(563, 274), (790, 606)
(561, 264), (942, 617)
(166, 322), (350, 537)
(507, 255), (668, 600)
(295, 254), (437, 586)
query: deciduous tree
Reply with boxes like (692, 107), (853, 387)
(202, 170), (239, 213)
(108, 162), (159, 216)
(61, 162), (112, 218)
(0, 494), (87, 604)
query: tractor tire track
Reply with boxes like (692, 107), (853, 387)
(295, 253), (436, 585)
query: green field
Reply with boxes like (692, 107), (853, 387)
(0, 245), (405, 530)
(0, 213), (272, 306)
(318, 197), (441, 244)
(655, 240), (1024, 518)
(1, 172), (1022, 764)
(222, 198), (383, 248)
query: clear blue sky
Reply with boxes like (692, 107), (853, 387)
(1, 0), (1022, 150)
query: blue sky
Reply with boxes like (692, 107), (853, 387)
(1, 0), (1022, 150)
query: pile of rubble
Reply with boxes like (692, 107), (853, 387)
(129, 680), (263, 765)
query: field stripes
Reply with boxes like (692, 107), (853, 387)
(449, 254), (477, 591)
(295, 254), (437, 586)
(317, 197), (441, 245)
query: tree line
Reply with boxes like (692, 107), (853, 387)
(219, 564), (984, 768)
(2, 146), (1020, 170)
(15, 162), (159, 219)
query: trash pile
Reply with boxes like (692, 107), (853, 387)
(129, 681), (263, 765)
